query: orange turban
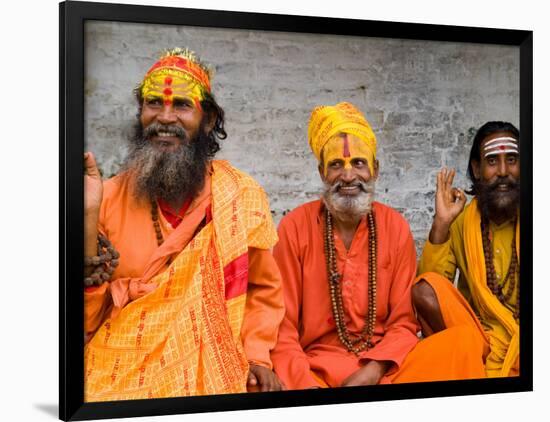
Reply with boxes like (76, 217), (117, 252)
(308, 102), (377, 171)
(140, 48), (213, 99)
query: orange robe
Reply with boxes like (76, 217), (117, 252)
(84, 160), (284, 400)
(271, 200), (486, 389)
(271, 200), (419, 388)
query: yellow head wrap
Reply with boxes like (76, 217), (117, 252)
(308, 102), (377, 174)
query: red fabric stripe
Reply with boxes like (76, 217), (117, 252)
(223, 252), (249, 300)
(343, 134), (350, 157)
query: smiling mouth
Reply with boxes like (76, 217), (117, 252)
(338, 186), (360, 195)
(151, 133), (181, 147)
(495, 184), (511, 191)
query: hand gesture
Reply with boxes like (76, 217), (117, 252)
(434, 168), (466, 226)
(84, 152), (103, 214)
(428, 168), (466, 244)
(247, 364), (286, 392)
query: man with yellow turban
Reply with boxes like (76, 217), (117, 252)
(415, 121), (520, 377)
(271, 102), (487, 389)
(82, 48), (285, 401)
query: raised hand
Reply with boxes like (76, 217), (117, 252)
(430, 168), (467, 244)
(84, 152), (103, 258)
(84, 152), (103, 213)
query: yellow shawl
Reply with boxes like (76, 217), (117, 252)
(84, 161), (277, 401)
(463, 199), (520, 377)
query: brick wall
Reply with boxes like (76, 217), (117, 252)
(84, 21), (519, 255)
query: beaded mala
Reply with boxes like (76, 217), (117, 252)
(84, 234), (120, 287)
(84, 201), (164, 287)
(324, 208), (377, 355)
(481, 217), (519, 321)
(151, 200), (164, 246)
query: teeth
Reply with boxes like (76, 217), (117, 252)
(158, 132), (175, 137)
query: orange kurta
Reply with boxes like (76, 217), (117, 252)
(271, 200), (419, 389)
(84, 160), (284, 400)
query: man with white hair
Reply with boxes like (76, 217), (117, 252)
(271, 102), (487, 389)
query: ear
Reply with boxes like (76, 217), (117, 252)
(204, 111), (216, 133)
(318, 163), (326, 181)
(471, 159), (481, 180)
(372, 159), (380, 180)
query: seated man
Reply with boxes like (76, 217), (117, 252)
(271, 102), (487, 389)
(83, 48), (285, 401)
(415, 121), (520, 377)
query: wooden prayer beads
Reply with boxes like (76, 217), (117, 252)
(151, 200), (164, 246)
(481, 217), (519, 321)
(84, 234), (120, 287)
(324, 208), (377, 355)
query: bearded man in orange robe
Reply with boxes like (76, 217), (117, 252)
(271, 102), (487, 389)
(82, 48), (285, 401)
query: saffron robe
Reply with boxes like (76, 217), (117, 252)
(84, 160), (284, 401)
(419, 199), (520, 377)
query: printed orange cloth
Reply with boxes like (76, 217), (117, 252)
(271, 200), (420, 389)
(388, 272), (488, 383)
(84, 160), (283, 401)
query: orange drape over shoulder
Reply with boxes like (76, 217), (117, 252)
(84, 161), (283, 401)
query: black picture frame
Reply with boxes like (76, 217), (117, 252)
(60, 1), (533, 420)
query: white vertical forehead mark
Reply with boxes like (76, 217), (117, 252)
(483, 136), (519, 158)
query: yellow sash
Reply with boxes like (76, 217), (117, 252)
(463, 199), (520, 377)
(84, 161), (277, 401)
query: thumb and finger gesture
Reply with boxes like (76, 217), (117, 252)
(435, 168), (466, 225)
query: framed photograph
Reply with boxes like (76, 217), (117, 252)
(60, 0), (532, 420)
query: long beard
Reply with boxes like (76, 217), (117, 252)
(322, 179), (375, 223)
(123, 121), (211, 204)
(475, 176), (520, 222)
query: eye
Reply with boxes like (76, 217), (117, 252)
(486, 156), (497, 165)
(328, 160), (343, 169)
(172, 98), (193, 109)
(507, 155), (518, 164)
(144, 97), (162, 108)
(352, 158), (366, 168)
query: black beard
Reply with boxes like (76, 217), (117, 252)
(475, 176), (520, 222)
(123, 120), (212, 205)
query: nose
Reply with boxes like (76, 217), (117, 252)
(157, 104), (177, 124)
(340, 168), (357, 184)
(497, 156), (509, 177)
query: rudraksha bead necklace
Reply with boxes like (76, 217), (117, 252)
(84, 234), (120, 287)
(151, 200), (164, 246)
(324, 208), (377, 355)
(481, 217), (519, 321)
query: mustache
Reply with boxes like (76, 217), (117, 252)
(328, 180), (375, 193)
(142, 123), (187, 140)
(485, 176), (519, 192)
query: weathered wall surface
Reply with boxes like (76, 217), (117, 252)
(84, 21), (519, 255)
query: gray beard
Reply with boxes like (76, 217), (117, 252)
(322, 179), (375, 223)
(123, 127), (210, 205)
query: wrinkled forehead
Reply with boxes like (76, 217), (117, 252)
(323, 133), (372, 160)
(481, 131), (519, 158)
